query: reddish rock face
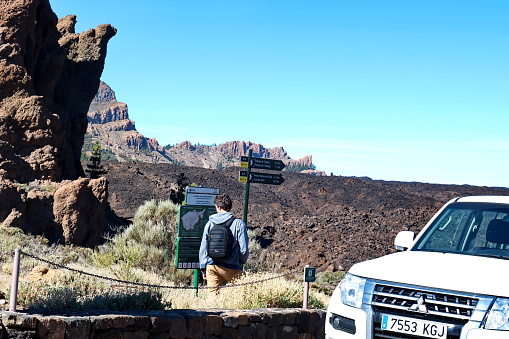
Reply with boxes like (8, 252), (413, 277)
(53, 177), (108, 247)
(213, 141), (289, 159)
(0, 0), (116, 182)
(0, 0), (115, 247)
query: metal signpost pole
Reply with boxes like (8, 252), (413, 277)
(242, 149), (252, 225)
(303, 265), (310, 309)
(9, 248), (20, 312)
(194, 269), (199, 296)
(303, 265), (316, 309)
(240, 150), (286, 224)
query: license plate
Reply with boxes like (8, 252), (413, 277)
(381, 314), (448, 339)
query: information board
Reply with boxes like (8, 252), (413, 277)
(177, 205), (216, 238)
(185, 193), (217, 206)
(175, 237), (202, 269)
(186, 187), (220, 195)
(184, 186), (219, 206)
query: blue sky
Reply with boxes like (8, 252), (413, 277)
(50, 1), (508, 187)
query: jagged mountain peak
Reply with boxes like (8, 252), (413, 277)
(83, 82), (323, 174)
(93, 81), (117, 104)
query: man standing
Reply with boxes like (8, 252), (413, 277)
(199, 193), (249, 294)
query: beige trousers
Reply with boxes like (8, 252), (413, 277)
(206, 264), (242, 294)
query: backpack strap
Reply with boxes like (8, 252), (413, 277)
(223, 216), (236, 228)
(220, 216), (238, 249)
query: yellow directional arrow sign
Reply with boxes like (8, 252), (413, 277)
(238, 173), (248, 183)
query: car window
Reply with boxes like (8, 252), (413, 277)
(413, 202), (509, 258)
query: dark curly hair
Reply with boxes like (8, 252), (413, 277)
(214, 193), (232, 211)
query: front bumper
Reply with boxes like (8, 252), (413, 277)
(325, 278), (504, 339)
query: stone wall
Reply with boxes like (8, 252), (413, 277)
(0, 308), (326, 338)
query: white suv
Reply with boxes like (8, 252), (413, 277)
(325, 196), (509, 339)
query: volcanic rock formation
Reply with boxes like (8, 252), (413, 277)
(0, 0), (116, 182)
(0, 0), (115, 246)
(86, 81), (173, 164)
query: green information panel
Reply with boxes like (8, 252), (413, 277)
(178, 205), (216, 238)
(175, 237), (202, 269)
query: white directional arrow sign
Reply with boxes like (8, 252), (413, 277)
(239, 171), (285, 185)
(240, 156), (286, 171)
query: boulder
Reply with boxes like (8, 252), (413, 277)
(0, 179), (26, 229)
(53, 177), (108, 247)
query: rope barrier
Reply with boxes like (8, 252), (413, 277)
(19, 250), (303, 291)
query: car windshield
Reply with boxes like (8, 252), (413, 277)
(412, 202), (509, 259)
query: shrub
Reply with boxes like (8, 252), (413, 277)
(127, 199), (179, 251)
(18, 282), (170, 312)
(90, 199), (179, 279)
(316, 270), (345, 285)
(311, 270), (345, 296)
(244, 230), (285, 273)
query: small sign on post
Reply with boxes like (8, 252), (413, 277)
(184, 186), (220, 206)
(304, 266), (316, 282)
(303, 265), (316, 309)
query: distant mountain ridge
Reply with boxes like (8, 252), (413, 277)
(84, 82), (322, 173)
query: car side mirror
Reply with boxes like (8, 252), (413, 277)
(394, 231), (415, 251)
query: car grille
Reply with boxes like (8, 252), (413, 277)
(371, 283), (478, 339)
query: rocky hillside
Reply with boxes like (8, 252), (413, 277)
(84, 82), (320, 173)
(103, 161), (509, 272)
(85, 82), (170, 163)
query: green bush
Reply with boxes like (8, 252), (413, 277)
(316, 271), (345, 285)
(244, 230), (285, 273)
(90, 199), (179, 280)
(311, 271), (345, 296)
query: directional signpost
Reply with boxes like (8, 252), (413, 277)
(240, 156), (286, 171)
(239, 171), (285, 185)
(239, 150), (286, 225)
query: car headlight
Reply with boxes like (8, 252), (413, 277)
(485, 298), (509, 330)
(340, 273), (366, 308)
